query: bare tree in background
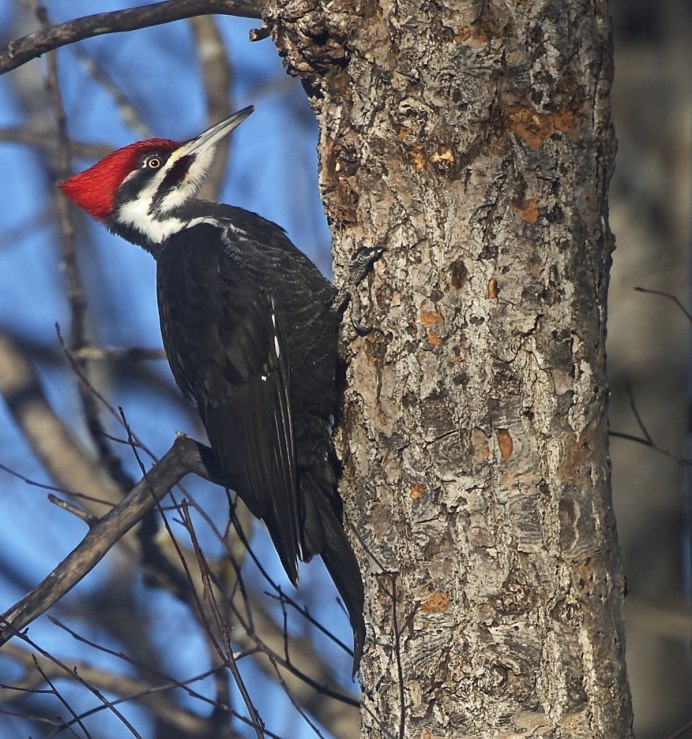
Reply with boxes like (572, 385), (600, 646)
(2, 0), (690, 737)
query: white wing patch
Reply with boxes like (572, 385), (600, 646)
(271, 311), (281, 358)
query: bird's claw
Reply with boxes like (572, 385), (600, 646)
(334, 245), (385, 329)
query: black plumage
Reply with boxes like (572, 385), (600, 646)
(158, 208), (365, 670)
(60, 110), (366, 674)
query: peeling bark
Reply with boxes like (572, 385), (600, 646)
(264, 0), (633, 735)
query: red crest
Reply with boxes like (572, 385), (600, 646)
(60, 138), (178, 220)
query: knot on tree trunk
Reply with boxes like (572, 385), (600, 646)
(262, 0), (354, 86)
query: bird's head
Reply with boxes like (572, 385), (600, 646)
(60, 105), (254, 248)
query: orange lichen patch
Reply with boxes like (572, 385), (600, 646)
(420, 309), (443, 327)
(421, 591), (450, 613)
(410, 483), (426, 500)
(507, 106), (553, 148)
(427, 331), (444, 346)
(495, 429), (513, 461)
(507, 105), (575, 149)
(397, 126), (426, 171)
(471, 428), (490, 463)
(553, 109), (576, 132)
(430, 147), (455, 166)
(510, 197), (539, 224)
(487, 276), (499, 299)
(410, 146), (426, 171)
(455, 25), (488, 43)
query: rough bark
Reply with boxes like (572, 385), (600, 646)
(264, 0), (633, 736)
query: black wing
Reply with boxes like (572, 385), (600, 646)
(157, 222), (301, 583)
(157, 215), (365, 671)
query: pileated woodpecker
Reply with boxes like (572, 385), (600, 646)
(60, 106), (365, 673)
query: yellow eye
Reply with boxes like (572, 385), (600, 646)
(145, 156), (162, 169)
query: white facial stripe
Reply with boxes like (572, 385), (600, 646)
(157, 147), (215, 214)
(117, 195), (186, 243)
(113, 147), (218, 244)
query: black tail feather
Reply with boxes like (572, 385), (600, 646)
(302, 475), (365, 676)
(320, 524), (366, 676)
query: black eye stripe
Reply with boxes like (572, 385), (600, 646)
(160, 155), (193, 191)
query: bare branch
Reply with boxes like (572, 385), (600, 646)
(190, 15), (234, 201)
(70, 346), (166, 361)
(72, 46), (151, 138)
(179, 497), (362, 724)
(0, 0), (263, 75)
(236, 600), (359, 733)
(42, 621), (257, 735)
(0, 435), (226, 646)
(37, 3), (115, 479)
(0, 127), (111, 160)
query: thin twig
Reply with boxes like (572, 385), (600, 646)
(33, 655), (95, 739)
(635, 286), (692, 324)
(1, 666), (217, 738)
(663, 719), (692, 739)
(39, 6), (87, 361)
(56, 324), (158, 472)
(0, 332), (126, 508)
(120, 410), (265, 737)
(608, 383), (692, 466)
(46, 621), (256, 733)
(264, 655), (327, 739)
(47, 494), (98, 525)
(625, 382), (652, 442)
(25, 635), (144, 739)
(608, 431), (692, 466)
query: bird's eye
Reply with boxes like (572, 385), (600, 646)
(144, 156), (162, 170)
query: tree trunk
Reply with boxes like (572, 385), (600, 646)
(265, 1), (633, 736)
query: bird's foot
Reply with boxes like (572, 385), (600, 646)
(334, 245), (385, 334)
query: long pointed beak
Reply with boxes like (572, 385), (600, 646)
(179, 105), (254, 158)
